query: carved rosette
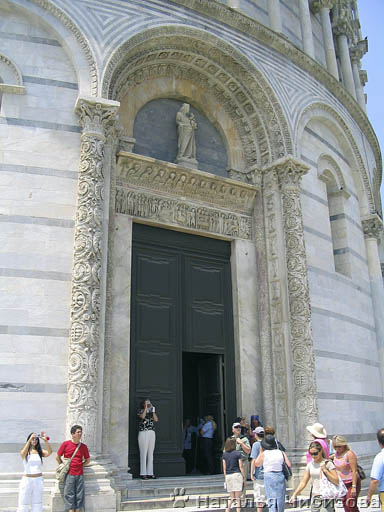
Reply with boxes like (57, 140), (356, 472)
(66, 97), (119, 449)
(362, 214), (384, 241)
(274, 158), (319, 447)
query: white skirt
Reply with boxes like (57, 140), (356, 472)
(225, 472), (243, 492)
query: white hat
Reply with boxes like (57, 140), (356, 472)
(306, 422), (327, 439)
(254, 426), (264, 435)
(232, 422), (241, 429)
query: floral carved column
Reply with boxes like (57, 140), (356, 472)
(274, 157), (319, 447)
(66, 97), (119, 452)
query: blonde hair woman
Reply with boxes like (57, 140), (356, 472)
(331, 435), (360, 512)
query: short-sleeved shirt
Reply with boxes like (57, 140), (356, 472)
(57, 441), (90, 476)
(223, 450), (242, 474)
(307, 460), (335, 495)
(137, 410), (155, 431)
(231, 435), (251, 460)
(201, 421), (214, 439)
(370, 448), (384, 492)
(251, 440), (264, 480)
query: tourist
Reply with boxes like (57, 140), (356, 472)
(306, 423), (331, 462)
(137, 398), (158, 479)
(367, 428), (384, 508)
(231, 421), (251, 498)
(222, 437), (243, 512)
(264, 426), (286, 452)
(234, 416), (251, 439)
(56, 425), (90, 512)
(250, 426), (266, 512)
(182, 418), (199, 474)
(331, 435), (360, 512)
(254, 434), (291, 512)
(199, 414), (216, 474)
(249, 415), (263, 444)
(289, 440), (339, 512)
(17, 432), (52, 512)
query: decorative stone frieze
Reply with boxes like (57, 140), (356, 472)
(115, 153), (256, 240)
(273, 157), (319, 446)
(116, 153), (257, 214)
(66, 96), (119, 450)
(362, 214), (384, 241)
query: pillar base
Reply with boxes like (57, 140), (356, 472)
(50, 455), (131, 512)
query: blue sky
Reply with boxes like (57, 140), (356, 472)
(357, 0), (384, 203)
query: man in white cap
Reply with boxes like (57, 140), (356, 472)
(231, 422), (251, 499)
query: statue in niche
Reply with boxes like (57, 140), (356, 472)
(175, 103), (198, 169)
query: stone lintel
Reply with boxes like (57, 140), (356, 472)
(0, 84), (26, 94)
(116, 151), (258, 215)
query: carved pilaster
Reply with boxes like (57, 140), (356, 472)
(67, 97), (119, 451)
(362, 214), (384, 241)
(274, 157), (319, 447)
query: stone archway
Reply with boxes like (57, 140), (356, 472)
(102, 25), (293, 175)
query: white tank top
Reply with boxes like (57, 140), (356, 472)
(23, 453), (42, 474)
(263, 449), (284, 472)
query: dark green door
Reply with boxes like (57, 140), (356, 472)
(129, 224), (236, 477)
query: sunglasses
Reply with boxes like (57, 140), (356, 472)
(310, 451), (320, 456)
(333, 445), (343, 448)
(233, 426), (241, 429)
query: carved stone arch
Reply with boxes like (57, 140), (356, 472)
(101, 24), (292, 173)
(7, 0), (98, 95)
(295, 102), (375, 216)
(0, 52), (25, 95)
(318, 154), (350, 198)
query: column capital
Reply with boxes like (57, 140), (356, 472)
(310, 0), (335, 13)
(362, 214), (384, 241)
(266, 157), (310, 189)
(75, 96), (120, 138)
(350, 39), (368, 63)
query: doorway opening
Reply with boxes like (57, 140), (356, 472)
(182, 352), (225, 474)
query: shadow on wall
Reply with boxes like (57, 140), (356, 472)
(133, 98), (228, 177)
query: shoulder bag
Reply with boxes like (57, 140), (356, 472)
(357, 464), (366, 480)
(281, 450), (292, 481)
(319, 462), (347, 499)
(56, 442), (81, 484)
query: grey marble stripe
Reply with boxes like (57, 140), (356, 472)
(23, 75), (78, 90)
(0, 31), (61, 46)
(0, 268), (71, 282)
(0, 163), (78, 180)
(334, 247), (368, 265)
(301, 188), (329, 207)
(307, 265), (371, 296)
(304, 226), (332, 242)
(0, 382), (67, 393)
(0, 214), (74, 228)
(304, 127), (350, 165)
(0, 443), (60, 453)
(0, 325), (68, 337)
(318, 392), (383, 403)
(301, 155), (317, 168)
(315, 349), (380, 368)
(311, 306), (375, 332)
(330, 213), (363, 232)
(0, 117), (81, 133)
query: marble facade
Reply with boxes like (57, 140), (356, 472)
(0, 0), (383, 510)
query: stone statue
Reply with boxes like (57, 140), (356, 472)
(175, 103), (198, 169)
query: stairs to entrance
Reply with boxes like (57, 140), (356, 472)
(120, 474), (266, 511)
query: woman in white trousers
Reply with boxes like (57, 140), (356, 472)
(138, 398), (158, 479)
(17, 432), (52, 512)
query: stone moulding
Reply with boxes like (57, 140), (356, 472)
(167, 0), (381, 186)
(0, 53), (26, 94)
(115, 152), (256, 240)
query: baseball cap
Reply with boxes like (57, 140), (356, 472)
(254, 426), (264, 434)
(232, 422), (241, 428)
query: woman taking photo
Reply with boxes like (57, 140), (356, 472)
(222, 437), (243, 512)
(17, 432), (52, 512)
(331, 435), (360, 512)
(289, 441), (339, 512)
(254, 434), (291, 512)
(137, 398), (158, 479)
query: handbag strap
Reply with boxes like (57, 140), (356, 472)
(68, 442), (81, 463)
